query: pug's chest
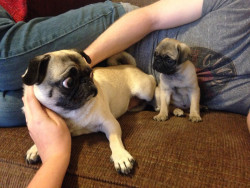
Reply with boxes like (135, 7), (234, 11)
(66, 115), (101, 137)
(62, 103), (103, 136)
(160, 73), (187, 89)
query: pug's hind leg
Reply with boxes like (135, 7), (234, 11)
(101, 115), (135, 175)
(173, 108), (185, 117)
(133, 75), (156, 102)
(26, 144), (41, 164)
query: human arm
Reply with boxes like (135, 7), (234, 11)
(22, 86), (71, 188)
(84, 0), (203, 67)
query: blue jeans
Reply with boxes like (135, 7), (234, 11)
(0, 1), (127, 127)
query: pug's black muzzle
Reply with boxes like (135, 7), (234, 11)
(57, 78), (98, 110)
(153, 55), (178, 75)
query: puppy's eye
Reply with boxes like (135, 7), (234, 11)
(63, 77), (74, 88)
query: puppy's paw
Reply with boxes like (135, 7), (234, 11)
(173, 108), (185, 117)
(189, 115), (202, 123)
(110, 149), (135, 175)
(153, 104), (161, 112)
(26, 145), (41, 164)
(153, 114), (168, 121)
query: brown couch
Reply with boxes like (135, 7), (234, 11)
(1, 0), (249, 187)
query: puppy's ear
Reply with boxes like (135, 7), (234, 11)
(78, 51), (91, 64)
(22, 55), (50, 85)
(177, 43), (191, 63)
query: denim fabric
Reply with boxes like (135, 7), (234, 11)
(0, 89), (25, 127)
(0, 1), (126, 126)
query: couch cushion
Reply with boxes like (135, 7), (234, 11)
(26, 0), (105, 21)
(0, 0), (27, 22)
(0, 0), (105, 22)
(0, 111), (249, 187)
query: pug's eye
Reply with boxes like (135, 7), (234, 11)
(63, 77), (74, 88)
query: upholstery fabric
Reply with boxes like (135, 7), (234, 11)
(0, 0), (27, 22)
(26, 0), (105, 21)
(0, 0), (249, 187)
(0, 111), (249, 187)
(0, 0), (105, 22)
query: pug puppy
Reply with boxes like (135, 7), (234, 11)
(22, 50), (156, 174)
(152, 38), (202, 122)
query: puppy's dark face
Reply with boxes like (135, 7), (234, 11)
(22, 49), (97, 111)
(55, 64), (97, 110)
(153, 38), (190, 75)
(153, 52), (178, 75)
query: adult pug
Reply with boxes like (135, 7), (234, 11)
(22, 50), (156, 174)
(153, 38), (202, 122)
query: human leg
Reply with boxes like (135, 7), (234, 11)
(0, 1), (127, 90)
(0, 1), (133, 127)
(0, 90), (25, 127)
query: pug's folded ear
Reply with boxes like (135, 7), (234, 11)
(22, 55), (50, 85)
(177, 43), (191, 64)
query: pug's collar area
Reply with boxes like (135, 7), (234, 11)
(73, 49), (92, 64)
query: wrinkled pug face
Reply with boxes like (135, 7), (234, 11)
(153, 38), (191, 75)
(22, 49), (97, 110)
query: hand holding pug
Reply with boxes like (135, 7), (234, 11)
(23, 86), (71, 164)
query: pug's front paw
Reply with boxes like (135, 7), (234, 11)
(173, 108), (185, 117)
(153, 114), (168, 121)
(26, 145), (41, 164)
(189, 114), (202, 123)
(110, 149), (135, 175)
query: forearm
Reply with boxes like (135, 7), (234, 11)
(84, 6), (155, 67)
(84, 0), (203, 67)
(28, 155), (70, 188)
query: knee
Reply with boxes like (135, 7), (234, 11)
(0, 89), (26, 127)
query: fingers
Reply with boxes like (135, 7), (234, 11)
(45, 108), (66, 127)
(22, 86), (47, 124)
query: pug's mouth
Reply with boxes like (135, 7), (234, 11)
(153, 54), (179, 75)
(153, 61), (178, 75)
(56, 85), (98, 110)
(84, 87), (98, 101)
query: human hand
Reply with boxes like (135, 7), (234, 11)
(22, 86), (71, 164)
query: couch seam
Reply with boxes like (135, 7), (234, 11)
(0, 159), (138, 188)
(0, 158), (39, 170)
(65, 171), (138, 188)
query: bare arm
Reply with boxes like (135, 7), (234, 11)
(23, 86), (71, 188)
(27, 156), (69, 188)
(85, 0), (203, 67)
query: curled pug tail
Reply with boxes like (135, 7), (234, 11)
(106, 52), (136, 66)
